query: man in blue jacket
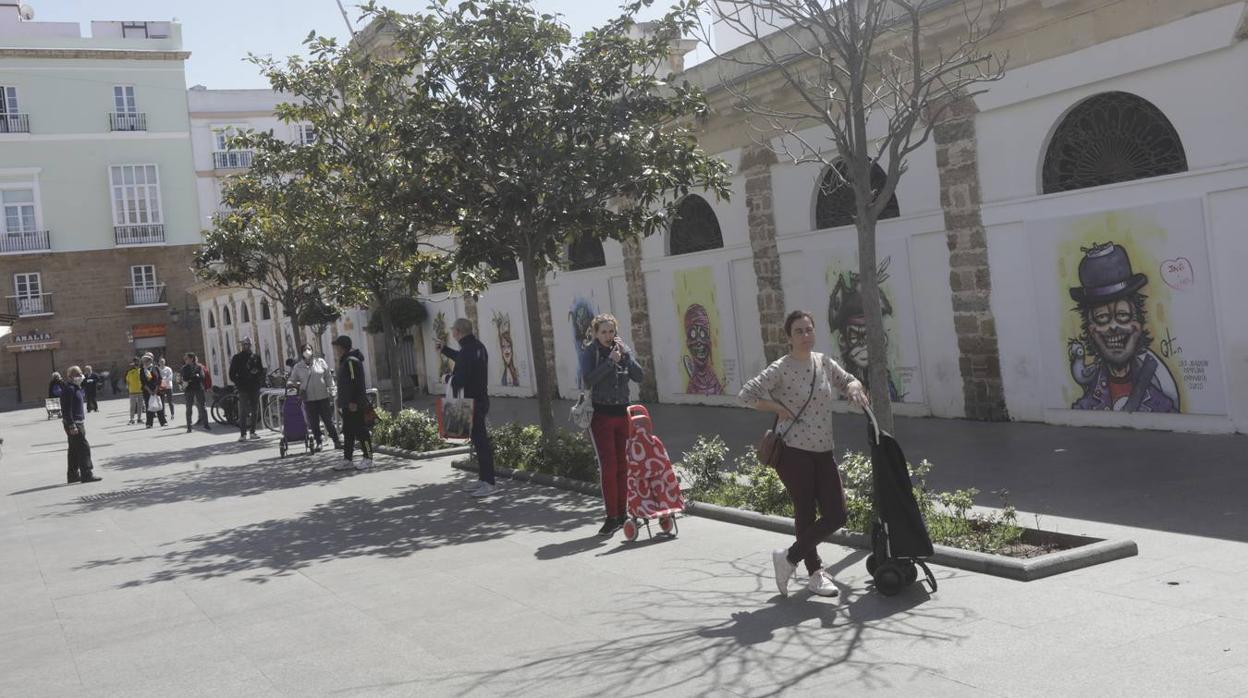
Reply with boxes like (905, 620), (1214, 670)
(437, 318), (496, 498)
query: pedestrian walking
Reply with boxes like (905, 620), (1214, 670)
(331, 335), (373, 471)
(739, 310), (870, 598)
(158, 357), (175, 421)
(437, 318), (496, 498)
(288, 343), (339, 452)
(47, 371), (63, 399)
(181, 352), (211, 432)
(139, 354), (167, 428)
(82, 365), (101, 412)
(125, 359), (143, 424)
(229, 337), (264, 442)
(60, 366), (101, 484)
(579, 313), (645, 536)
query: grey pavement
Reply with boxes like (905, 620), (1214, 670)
(3, 399), (1248, 696)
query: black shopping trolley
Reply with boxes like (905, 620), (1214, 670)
(864, 406), (938, 596)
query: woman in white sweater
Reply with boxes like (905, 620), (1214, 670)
(739, 310), (870, 598)
(288, 344), (340, 452)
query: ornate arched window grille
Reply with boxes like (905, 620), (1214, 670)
(815, 161), (899, 230)
(568, 235), (606, 271)
(669, 194), (724, 256)
(240, 303), (250, 324)
(223, 306), (232, 326)
(1042, 92), (1187, 194)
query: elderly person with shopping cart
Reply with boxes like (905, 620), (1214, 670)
(288, 343), (340, 453)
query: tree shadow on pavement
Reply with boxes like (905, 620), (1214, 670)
(93, 440), (282, 471)
(76, 482), (601, 586)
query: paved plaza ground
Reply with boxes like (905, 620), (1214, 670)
(3, 398), (1248, 696)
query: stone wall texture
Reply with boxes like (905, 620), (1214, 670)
(622, 236), (659, 403)
(534, 273), (559, 399)
(740, 145), (789, 364)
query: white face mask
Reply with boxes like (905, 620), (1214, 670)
(71, 376), (84, 385)
(303, 350), (313, 362)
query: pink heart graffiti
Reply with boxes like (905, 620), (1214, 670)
(1160, 257), (1195, 290)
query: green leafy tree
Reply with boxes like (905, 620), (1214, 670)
(374, 0), (731, 433)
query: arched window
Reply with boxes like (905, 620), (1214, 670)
(568, 235), (606, 271)
(240, 303), (250, 324)
(815, 161), (899, 230)
(669, 195), (723, 255)
(208, 310), (216, 329)
(492, 257), (519, 283)
(1042, 91), (1187, 194)
(261, 299), (271, 320)
(223, 306), (232, 326)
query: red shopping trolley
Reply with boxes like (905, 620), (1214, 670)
(620, 405), (685, 542)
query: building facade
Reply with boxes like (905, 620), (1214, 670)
(415, 0), (1248, 434)
(0, 4), (203, 404)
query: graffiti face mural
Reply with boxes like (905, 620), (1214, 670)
(493, 311), (519, 387)
(569, 297), (597, 389)
(673, 266), (729, 396)
(682, 303), (723, 395)
(433, 311), (452, 377)
(1067, 242), (1179, 413)
(828, 257), (902, 401)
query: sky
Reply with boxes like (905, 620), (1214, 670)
(31, 1), (714, 90)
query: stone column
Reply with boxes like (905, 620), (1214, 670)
(534, 273), (559, 399)
(463, 294), (480, 333)
(622, 236), (659, 403)
(741, 145), (789, 364)
(932, 96), (1010, 421)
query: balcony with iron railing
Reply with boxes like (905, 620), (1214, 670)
(6, 293), (53, 317)
(0, 113), (30, 133)
(109, 112), (147, 131)
(212, 150), (253, 169)
(125, 284), (167, 308)
(0, 230), (51, 254)
(114, 223), (165, 246)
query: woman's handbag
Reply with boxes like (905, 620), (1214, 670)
(147, 394), (164, 413)
(570, 393), (593, 429)
(756, 357), (819, 467)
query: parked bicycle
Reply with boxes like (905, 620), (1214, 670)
(210, 385), (239, 426)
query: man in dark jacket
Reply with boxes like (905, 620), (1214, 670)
(82, 365), (101, 412)
(61, 366), (102, 484)
(228, 337), (264, 441)
(181, 352), (211, 433)
(437, 318), (496, 498)
(332, 335), (373, 472)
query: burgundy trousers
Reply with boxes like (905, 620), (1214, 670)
(775, 446), (848, 575)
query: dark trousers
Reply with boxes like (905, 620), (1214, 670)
(238, 388), (260, 435)
(85, 391), (98, 412)
(66, 424), (94, 482)
(185, 389), (208, 428)
(305, 398), (338, 446)
(145, 392), (167, 427)
(589, 411), (629, 517)
(775, 447), (848, 575)
(160, 388), (175, 418)
(341, 408), (373, 461)
(471, 401), (495, 485)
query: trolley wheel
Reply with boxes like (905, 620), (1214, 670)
(279, 439), (288, 458)
(866, 554), (879, 576)
(306, 437), (315, 453)
(659, 515), (675, 535)
(874, 562), (906, 597)
(622, 519), (639, 542)
(902, 560), (918, 586)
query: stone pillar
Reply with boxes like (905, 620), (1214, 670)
(535, 273), (559, 399)
(463, 294), (480, 334)
(622, 236), (659, 403)
(741, 145), (789, 364)
(933, 96), (1010, 421)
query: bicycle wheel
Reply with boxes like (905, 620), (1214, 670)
(223, 395), (239, 426)
(211, 400), (226, 425)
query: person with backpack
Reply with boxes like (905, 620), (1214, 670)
(181, 352), (211, 432)
(228, 337), (265, 442)
(332, 335), (373, 472)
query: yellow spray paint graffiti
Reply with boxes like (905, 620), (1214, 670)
(673, 267), (726, 395)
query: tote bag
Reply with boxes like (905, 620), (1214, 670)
(435, 376), (474, 441)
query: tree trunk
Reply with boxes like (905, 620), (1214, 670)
(856, 216), (896, 434)
(380, 308), (404, 415)
(521, 255), (556, 434)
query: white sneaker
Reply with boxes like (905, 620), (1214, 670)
(238, 434), (247, 442)
(463, 479), (484, 492)
(772, 549), (797, 596)
(332, 461), (355, 472)
(249, 432), (261, 440)
(470, 482), (496, 498)
(355, 458), (373, 471)
(807, 569), (839, 597)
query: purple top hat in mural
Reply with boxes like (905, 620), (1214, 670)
(1068, 241), (1148, 305)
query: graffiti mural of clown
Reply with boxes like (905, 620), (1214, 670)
(1067, 241), (1179, 413)
(493, 311), (520, 387)
(827, 258), (903, 401)
(682, 303), (723, 395)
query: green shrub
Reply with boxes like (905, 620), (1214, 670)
(475, 423), (599, 484)
(680, 435), (730, 495)
(372, 409), (448, 452)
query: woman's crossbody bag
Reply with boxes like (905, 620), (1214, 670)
(756, 357), (819, 468)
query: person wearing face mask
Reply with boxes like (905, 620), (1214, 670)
(60, 366), (102, 484)
(181, 352), (211, 433)
(287, 343), (339, 452)
(140, 354), (167, 428)
(158, 357), (176, 421)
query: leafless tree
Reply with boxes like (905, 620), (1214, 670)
(693, 0), (1006, 431)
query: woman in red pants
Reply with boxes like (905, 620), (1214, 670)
(740, 310), (870, 598)
(579, 314), (645, 537)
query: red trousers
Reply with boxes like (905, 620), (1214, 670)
(590, 412), (629, 517)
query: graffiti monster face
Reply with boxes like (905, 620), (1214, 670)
(1085, 298), (1143, 370)
(838, 318), (888, 371)
(684, 305), (713, 363)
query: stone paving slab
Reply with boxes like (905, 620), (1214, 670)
(2, 400), (1248, 696)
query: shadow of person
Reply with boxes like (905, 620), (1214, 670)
(534, 535), (608, 560)
(696, 593), (841, 646)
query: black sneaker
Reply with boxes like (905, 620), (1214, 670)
(597, 517), (622, 537)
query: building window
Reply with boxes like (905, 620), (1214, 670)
(109, 165), (163, 226)
(113, 86), (137, 114)
(109, 86), (145, 131)
(815, 161), (899, 230)
(669, 195), (723, 256)
(3, 188), (37, 234)
(567, 235), (606, 271)
(213, 127), (253, 168)
(127, 264), (163, 306)
(1042, 91), (1188, 195)
(0, 86), (27, 133)
(492, 257), (519, 283)
(208, 310), (216, 328)
(223, 305), (232, 326)
(11, 272), (46, 315)
(295, 123), (316, 145)
(240, 303), (250, 323)
(261, 299), (271, 320)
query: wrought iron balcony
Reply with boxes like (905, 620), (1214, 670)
(0, 230), (51, 254)
(0, 113), (30, 133)
(114, 223), (165, 246)
(125, 284), (167, 307)
(109, 112), (147, 131)
(6, 293), (53, 317)
(212, 150), (253, 169)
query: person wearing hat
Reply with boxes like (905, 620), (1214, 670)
(331, 335), (373, 471)
(229, 337), (266, 441)
(1068, 241), (1179, 413)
